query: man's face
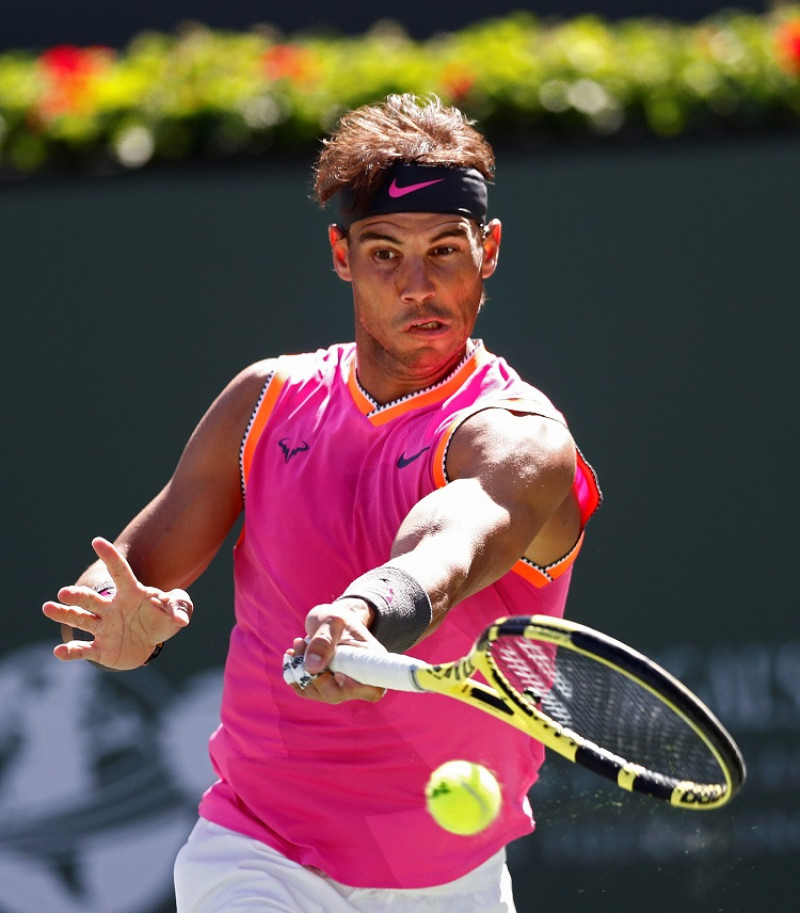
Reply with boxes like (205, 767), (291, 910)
(330, 212), (501, 400)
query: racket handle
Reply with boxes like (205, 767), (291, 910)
(329, 646), (423, 692)
(283, 645), (423, 691)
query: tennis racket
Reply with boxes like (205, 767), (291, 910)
(283, 614), (745, 809)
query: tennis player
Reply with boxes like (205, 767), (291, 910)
(43, 94), (600, 912)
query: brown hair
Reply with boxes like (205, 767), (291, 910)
(313, 94), (495, 210)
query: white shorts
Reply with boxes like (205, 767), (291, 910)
(174, 818), (517, 913)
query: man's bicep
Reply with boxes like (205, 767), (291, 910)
(446, 408), (577, 520)
(115, 362), (273, 589)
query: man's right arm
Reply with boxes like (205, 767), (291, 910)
(42, 359), (276, 669)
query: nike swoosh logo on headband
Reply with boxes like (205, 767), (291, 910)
(388, 178), (445, 198)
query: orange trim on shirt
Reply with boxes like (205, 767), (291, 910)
(511, 531), (586, 588)
(346, 360), (375, 415)
(432, 430), (451, 489)
(510, 560), (554, 589)
(347, 346), (492, 426)
(241, 367), (289, 486)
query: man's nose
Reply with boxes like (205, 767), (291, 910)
(398, 258), (435, 303)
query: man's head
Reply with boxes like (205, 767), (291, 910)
(313, 94), (495, 229)
(316, 95), (502, 403)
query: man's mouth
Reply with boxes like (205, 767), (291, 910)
(412, 320), (444, 330)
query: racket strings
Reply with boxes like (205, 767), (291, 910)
(489, 634), (723, 785)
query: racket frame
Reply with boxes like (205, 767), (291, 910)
(475, 616), (745, 808)
(319, 614), (746, 810)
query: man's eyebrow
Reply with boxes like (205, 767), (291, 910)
(355, 225), (471, 244)
(356, 229), (400, 244)
(430, 225), (471, 242)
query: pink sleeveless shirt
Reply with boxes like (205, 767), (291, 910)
(198, 341), (600, 889)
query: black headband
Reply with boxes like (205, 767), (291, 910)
(338, 162), (488, 228)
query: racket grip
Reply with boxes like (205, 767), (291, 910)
(329, 646), (423, 692)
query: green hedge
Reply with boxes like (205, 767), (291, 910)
(1, 8), (799, 176)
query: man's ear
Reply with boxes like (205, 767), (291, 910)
(329, 224), (352, 281)
(480, 219), (502, 279)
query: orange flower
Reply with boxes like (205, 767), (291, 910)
(439, 62), (476, 102)
(262, 44), (318, 84)
(775, 19), (800, 75)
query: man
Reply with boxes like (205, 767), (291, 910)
(43, 94), (600, 912)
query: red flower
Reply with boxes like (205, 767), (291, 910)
(775, 19), (800, 75)
(262, 44), (318, 83)
(36, 44), (112, 118)
(40, 45), (92, 76)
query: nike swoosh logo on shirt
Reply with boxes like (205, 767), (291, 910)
(396, 446), (431, 468)
(388, 179), (445, 198)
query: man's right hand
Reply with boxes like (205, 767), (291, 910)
(284, 597), (386, 704)
(42, 536), (193, 670)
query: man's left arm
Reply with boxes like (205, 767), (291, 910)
(296, 409), (578, 702)
(389, 408), (577, 627)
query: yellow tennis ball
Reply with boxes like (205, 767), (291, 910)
(425, 760), (501, 835)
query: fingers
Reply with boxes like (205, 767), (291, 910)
(43, 600), (101, 662)
(303, 632), (335, 677)
(303, 608), (346, 675)
(42, 598), (100, 632)
(302, 597), (375, 676)
(44, 581), (114, 646)
(90, 536), (137, 590)
(286, 598), (386, 703)
(159, 589), (194, 627)
(286, 633), (386, 704)
(52, 638), (97, 663)
(294, 668), (386, 704)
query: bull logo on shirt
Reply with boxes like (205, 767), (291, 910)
(278, 438), (310, 463)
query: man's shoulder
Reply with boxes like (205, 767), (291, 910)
(446, 405), (577, 490)
(241, 343), (354, 385)
(451, 344), (564, 423)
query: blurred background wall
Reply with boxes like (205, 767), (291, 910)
(0, 0), (773, 48)
(1, 4), (798, 913)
